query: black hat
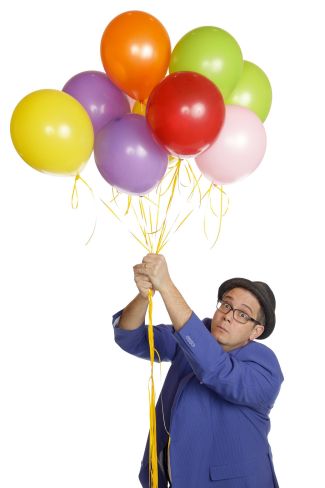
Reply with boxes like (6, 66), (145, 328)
(218, 278), (276, 339)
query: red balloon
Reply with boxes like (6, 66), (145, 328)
(146, 71), (225, 157)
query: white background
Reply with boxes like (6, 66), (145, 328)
(1, 0), (324, 486)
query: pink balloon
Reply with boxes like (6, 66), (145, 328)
(195, 105), (267, 184)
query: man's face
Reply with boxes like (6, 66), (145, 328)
(211, 287), (265, 352)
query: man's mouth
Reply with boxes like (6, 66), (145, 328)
(216, 325), (228, 333)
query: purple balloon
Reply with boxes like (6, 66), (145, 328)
(63, 71), (130, 134)
(94, 114), (168, 195)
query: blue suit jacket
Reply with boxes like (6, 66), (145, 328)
(113, 310), (283, 488)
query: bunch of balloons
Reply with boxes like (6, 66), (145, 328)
(10, 10), (272, 195)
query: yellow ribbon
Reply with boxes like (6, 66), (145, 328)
(71, 175), (97, 246)
(147, 288), (158, 487)
(202, 184), (230, 249)
(147, 287), (172, 488)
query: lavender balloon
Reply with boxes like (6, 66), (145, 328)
(63, 71), (130, 134)
(94, 114), (168, 195)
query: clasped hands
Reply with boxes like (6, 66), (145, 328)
(133, 253), (172, 300)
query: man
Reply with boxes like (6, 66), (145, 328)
(112, 254), (283, 487)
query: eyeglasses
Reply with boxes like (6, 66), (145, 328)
(216, 300), (261, 325)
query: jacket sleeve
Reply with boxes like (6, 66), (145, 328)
(173, 312), (284, 411)
(112, 309), (178, 362)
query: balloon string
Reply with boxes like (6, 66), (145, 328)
(119, 160), (181, 254)
(71, 175), (80, 209)
(156, 160), (181, 253)
(71, 175), (98, 246)
(131, 159), (198, 253)
(202, 184), (230, 248)
(210, 184), (224, 248)
(101, 163), (229, 252)
(145, 168), (183, 484)
(101, 158), (187, 253)
(186, 162), (203, 205)
(147, 288), (158, 488)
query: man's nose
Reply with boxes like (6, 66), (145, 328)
(223, 312), (232, 323)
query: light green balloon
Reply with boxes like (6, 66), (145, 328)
(226, 61), (272, 122)
(169, 26), (243, 99)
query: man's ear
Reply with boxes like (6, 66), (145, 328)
(250, 324), (265, 341)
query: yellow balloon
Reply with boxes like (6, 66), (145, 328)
(132, 100), (147, 116)
(10, 89), (94, 175)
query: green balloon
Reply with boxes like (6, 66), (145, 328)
(226, 61), (272, 122)
(169, 26), (243, 99)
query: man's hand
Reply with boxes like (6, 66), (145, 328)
(133, 263), (156, 300)
(133, 254), (173, 295)
(134, 253), (192, 330)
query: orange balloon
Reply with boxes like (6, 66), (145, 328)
(101, 11), (171, 102)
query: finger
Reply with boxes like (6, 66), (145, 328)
(137, 285), (153, 296)
(134, 264), (148, 275)
(142, 276), (152, 283)
(135, 276), (153, 287)
(142, 253), (155, 261)
(142, 285), (152, 292)
(133, 264), (144, 271)
(142, 253), (158, 264)
(135, 278), (152, 288)
(134, 273), (152, 283)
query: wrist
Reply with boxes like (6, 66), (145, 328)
(159, 279), (175, 297)
(137, 292), (149, 303)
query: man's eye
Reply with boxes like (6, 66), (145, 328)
(223, 303), (231, 310)
(239, 312), (249, 320)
